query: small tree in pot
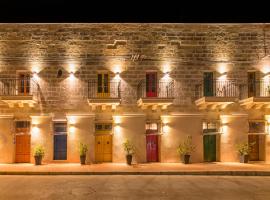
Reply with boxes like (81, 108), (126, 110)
(34, 144), (45, 165)
(236, 141), (255, 163)
(122, 139), (135, 165)
(79, 143), (88, 165)
(177, 135), (196, 164)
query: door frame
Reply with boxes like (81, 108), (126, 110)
(94, 134), (113, 163)
(146, 133), (159, 162)
(15, 134), (31, 163)
(203, 134), (217, 162)
(16, 71), (31, 95)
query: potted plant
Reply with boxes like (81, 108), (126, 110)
(236, 141), (255, 163)
(79, 142), (88, 165)
(34, 144), (45, 165)
(177, 135), (196, 164)
(122, 139), (135, 165)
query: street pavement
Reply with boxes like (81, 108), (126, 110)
(0, 175), (269, 200)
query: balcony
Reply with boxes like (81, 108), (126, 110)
(87, 80), (121, 111)
(195, 79), (239, 110)
(239, 79), (270, 109)
(137, 80), (174, 110)
(0, 78), (39, 108)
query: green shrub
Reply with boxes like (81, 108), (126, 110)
(122, 139), (135, 155)
(236, 141), (255, 155)
(79, 143), (88, 156)
(34, 144), (45, 157)
(177, 135), (196, 156)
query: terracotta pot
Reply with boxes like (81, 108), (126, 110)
(34, 155), (42, 165)
(181, 154), (190, 164)
(126, 155), (132, 165)
(80, 155), (86, 165)
(240, 154), (249, 163)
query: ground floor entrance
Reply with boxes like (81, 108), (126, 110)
(248, 134), (266, 161)
(203, 135), (216, 162)
(95, 135), (112, 162)
(15, 134), (31, 163)
(54, 135), (67, 160)
(146, 135), (159, 162)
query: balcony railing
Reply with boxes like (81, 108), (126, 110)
(0, 78), (39, 98)
(239, 79), (270, 99)
(137, 80), (174, 99)
(88, 80), (121, 99)
(195, 79), (239, 99)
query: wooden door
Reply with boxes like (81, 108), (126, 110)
(97, 73), (110, 97)
(95, 135), (112, 162)
(203, 72), (214, 97)
(203, 135), (216, 162)
(53, 135), (67, 160)
(248, 72), (256, 97)
(15, 135), (31, 163)
(146, 72), (157, 97)
(146, 135), (159, 162)
(18, 73), (30, 95)
(248, 135), (259, 161)
(103, 135), (112, 162)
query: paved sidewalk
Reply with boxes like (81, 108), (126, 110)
(1, 162), (270, 175)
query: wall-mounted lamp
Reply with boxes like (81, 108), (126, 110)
(162, 123), (169, 134)
(32, 71), (38, 79)
(219, 122), (228, 134)
(266, 121), (270, 134)
(69, 125), (75, 134)
(70, 72), (75, 78)
(115, 72), (120, 80)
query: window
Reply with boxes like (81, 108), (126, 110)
(97, 73), (109, 96)
(146, 72), (157, 97)
(17, 73), (31, 95)
(95, 123), (112, 133)
(146, 122), (158, 134)
(15, 121), (30, 133)
(203, 121), (220, 134)
(54, 122), (67, 135)
(249, 121), (265, 133)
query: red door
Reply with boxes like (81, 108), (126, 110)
(146, 135), (158, 162)
(146, 72), (157, 97)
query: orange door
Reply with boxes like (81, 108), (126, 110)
(103, 135), (112, 162)
(95, 135), (112, 162)
(15, 135), (31, 163)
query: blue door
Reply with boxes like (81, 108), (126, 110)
(54, 135), (67, 160)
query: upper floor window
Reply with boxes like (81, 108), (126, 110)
(97, 72), (109, 97)
(17, 72), (31, 95)
(146, 72), (157, 97)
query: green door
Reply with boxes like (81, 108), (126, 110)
(203, 72), (214, 96)
(203, 135), (216, 162)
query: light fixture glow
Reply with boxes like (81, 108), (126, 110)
(69, 72), (75, 80)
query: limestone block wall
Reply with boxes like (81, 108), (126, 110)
(30, 116), (53, 163)
(160, 115), (203, 163)
(113, 115), (146, 163)
(0, 117), (14, 163)
(220, 115), (249, 162)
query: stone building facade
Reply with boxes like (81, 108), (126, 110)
(0, 23), (269, 164)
